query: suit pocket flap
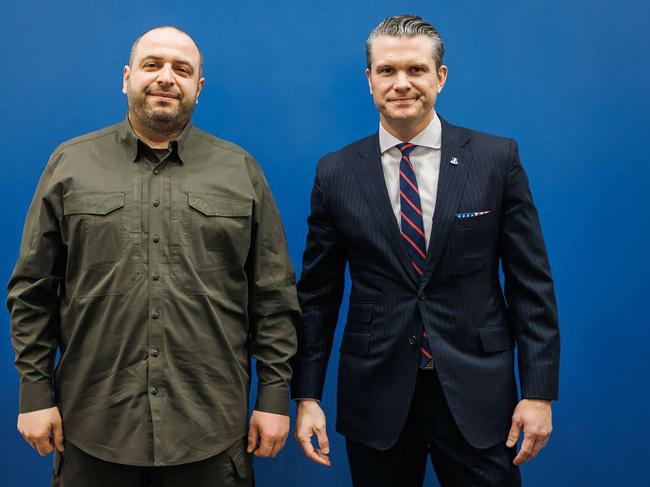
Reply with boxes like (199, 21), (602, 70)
(188, 192), (252, 217)
(347, 303), (374, 323)
(340, 332), (371, 357)
(478, 326), (514, 352)
(63, 191), (125, 215)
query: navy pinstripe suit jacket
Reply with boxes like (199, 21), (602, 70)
(291, 116), (560, 450)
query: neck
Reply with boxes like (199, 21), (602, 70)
(380, 111), (434, 142)
(127, 112), (184, 149)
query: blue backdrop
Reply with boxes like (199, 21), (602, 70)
(1, 0), (648, 485)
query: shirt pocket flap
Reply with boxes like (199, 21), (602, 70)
(188, 192), (252, 217)
(340, 332), (371, 357)
(478, 326), (514, 353)
(346, 303), (374, 323)
(63, 191), (125, 215)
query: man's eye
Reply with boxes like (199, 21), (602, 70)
(144, 63), (158, 69)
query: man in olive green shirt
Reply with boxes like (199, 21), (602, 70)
(7, 26), (299, 485)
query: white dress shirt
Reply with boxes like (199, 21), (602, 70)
(379, 112), (442, 249)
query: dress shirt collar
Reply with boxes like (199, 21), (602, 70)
(118, 116), (194, 164)
(379, 111), (442, 154)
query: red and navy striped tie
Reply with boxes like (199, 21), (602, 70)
(397, 142), (433, 369)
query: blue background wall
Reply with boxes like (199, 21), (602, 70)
(1, 0), (648, 485)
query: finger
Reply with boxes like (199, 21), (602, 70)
(513, 436), (535, 465)
(298, 434), (329, 466)
(247, 423), (259, 454)
(34, 436), (53, 457)
(529, 435), (546, 460)
(52, 420), (65, 452)
(269, 439), (284, 458)
(506, 419), (522, 448)
(315, 427), (330, 455)
(254, 437), (274, 458)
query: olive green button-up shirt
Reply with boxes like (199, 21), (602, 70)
(7, 119), (300, 466)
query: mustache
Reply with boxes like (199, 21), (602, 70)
(145, 89), (180, 99)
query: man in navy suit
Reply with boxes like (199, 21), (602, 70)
(291, 15), (560, 486)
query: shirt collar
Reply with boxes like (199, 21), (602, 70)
(118, 116), (194, 164)
(378, 111), (442, 154)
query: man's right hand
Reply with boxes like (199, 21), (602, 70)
(17, 406), (64, 456)
(295, 400), (331, 466)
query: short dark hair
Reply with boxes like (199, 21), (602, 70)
(366, 15), (445, 70)
(129, 26), (203, 76)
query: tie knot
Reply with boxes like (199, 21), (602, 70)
(396, 143), (417, 157)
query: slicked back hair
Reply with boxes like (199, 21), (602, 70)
(366, 15), (444, 70)
(129, 26), (203, 76)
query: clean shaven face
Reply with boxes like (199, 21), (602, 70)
(366, 35), (447, 134)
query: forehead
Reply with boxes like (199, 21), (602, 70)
(133, 28), (200, 66)
(371, 35), (435, 65)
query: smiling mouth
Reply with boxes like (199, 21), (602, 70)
(148, 92), (178, 99)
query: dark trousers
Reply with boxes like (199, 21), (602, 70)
(345, 369), (521, 487)
(52, 438), (253, 487)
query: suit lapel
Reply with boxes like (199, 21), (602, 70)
(422, 118), (472, 286)
(354, 135), (419, 285)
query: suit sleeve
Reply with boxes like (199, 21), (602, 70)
(290, 159), (347, 400)
(7, 154), (64, 413)
(245, 155), (301, 416)
(499, 140), (560, 400)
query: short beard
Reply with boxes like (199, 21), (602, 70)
(128, 91), (196, 137)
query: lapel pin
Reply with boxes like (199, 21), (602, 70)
(450, 157), (459, 165)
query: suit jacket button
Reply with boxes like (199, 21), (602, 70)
(417, 292), (426, 300)
(409, 335), (417, 345)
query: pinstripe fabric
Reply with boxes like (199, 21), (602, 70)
(291, 116), (560, 450)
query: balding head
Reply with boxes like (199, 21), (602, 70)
(129, 26), (203, 76)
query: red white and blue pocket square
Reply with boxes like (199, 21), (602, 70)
(455, 211), (492, 219)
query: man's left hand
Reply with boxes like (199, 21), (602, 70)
(506, 399), (553, 465)
(247, 410), (290, 458)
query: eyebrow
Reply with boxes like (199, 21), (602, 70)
(374, 62), (430, 71)
(140, 56), (195, 74)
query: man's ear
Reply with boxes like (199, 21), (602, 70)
(365, 68), (373, 95)
(122, 65), (130, 95)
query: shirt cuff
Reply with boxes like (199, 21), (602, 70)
(20, 382), (56, 413)
(254, 385), (290, 416)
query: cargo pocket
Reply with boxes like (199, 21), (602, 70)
(63, 191), (126, 268)
(173, 192), (253, 295)
(51, 449), (63, 487)
(227, 439), (253, 486)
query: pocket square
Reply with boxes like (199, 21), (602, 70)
(455, 211), (492, 219)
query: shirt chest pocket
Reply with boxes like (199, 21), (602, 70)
(186, 192), (253, 267)
(63, 191), (126, 269)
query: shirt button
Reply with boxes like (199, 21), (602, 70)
(152, 311), (160, 320)
(152, 273), (160, 281)
(153, 169), (160, 175)
(151, 349), (160, 358)
(417, 292), (426, 300)
(409, 335), (417, 345)
(152, 235), (160, 243)
(151, 386), (159, 395)
(153, 200), (160, 207)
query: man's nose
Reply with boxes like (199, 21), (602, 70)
(156, 64), (175, 86)
(393, 71), (411, 91)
